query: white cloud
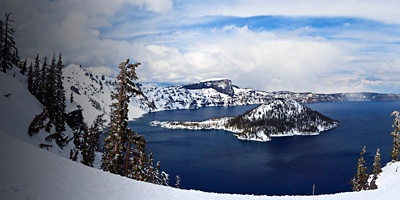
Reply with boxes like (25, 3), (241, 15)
(181, 0), (400, 24)
(2, 0), (400, 93)
(132, 25), (348, 92)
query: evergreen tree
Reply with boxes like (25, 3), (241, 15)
(20, 58), (27, 75)
(32, 54), (41, 97)
(390, 111), (400, 161)
(27, 62), (33, 93)
(65, 107), (86, 161)
(54, 53), (66, 134)
(102, 59), (171, 185)
(0, 13), (18, 73)
(102, 59), (142, 175)
(44, 55), (57, 132)
(38, 57), (47, 104)
(70, 91), (74, 103)
(369, 148), (382, 190)
(351, 146), (369, 191)
(0, 20), (3, 58)
(81, 114), (106, 167)
(175, 175), (181, 188)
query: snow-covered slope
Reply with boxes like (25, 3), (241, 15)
(63, 64), (148, 122)
(151, 99), (339, 142)
(1, 129), (400, 200)
(0, 71), (79, 159)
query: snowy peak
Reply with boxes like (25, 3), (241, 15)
(181, 79), (235, 97)
(243, 98), (305, 121)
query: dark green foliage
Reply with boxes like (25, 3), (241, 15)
(54, 54), (66, 133)
(39, 57), (47, 104)
(20, 58), (27, 75)
(102, 59), (170, 186)
(81, 114), (106, 167)
(0, 13), (18, 73)
(28, 109), (49, 136)
(27, 54), (67, 149)
(102, 59), (142, 175)
(32, 54), (41, 97)
(27, 62), (33, 93)
(351, 146), (369, 191)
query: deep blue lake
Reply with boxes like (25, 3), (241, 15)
(128, 101), (400, 195)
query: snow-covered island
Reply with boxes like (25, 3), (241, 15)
(150, 99), (339, 142)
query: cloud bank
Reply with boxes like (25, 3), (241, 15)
(2, 0), (400, 93)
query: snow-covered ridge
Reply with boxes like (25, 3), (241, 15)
(62, 65), (400, 120)
(150, 99), (339, 142)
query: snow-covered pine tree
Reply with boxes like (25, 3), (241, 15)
(0, 13), (18, 73)
(175, 175), (181, 188)
(351, 146), (369, 191)
(102, 59), (172, 185)
(369, 148), (382, 190)
(102, 59), (142, 175)
(390, 111), (400, 161)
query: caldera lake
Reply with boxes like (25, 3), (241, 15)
(128, 101), (400, 195)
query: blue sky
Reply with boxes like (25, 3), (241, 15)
(3, 0), (400, 93)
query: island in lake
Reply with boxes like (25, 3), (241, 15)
(150, 98), (339, 142)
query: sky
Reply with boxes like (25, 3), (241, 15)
(2, 0), (400, 93)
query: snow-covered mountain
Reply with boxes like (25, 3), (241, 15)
(151, 99), (339, 142)
(62, 65), (400, 120)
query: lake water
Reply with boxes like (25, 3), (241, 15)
(128, 101), (400, 195)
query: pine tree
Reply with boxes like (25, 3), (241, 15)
(369, 148), (382, 190)
(44, 55), (57, 132)
(81, 114), (106, 167)
(175, 175), (181, 188)
(70, 91), (74, 103)
(0, 13), (18, 73)
(0, 20), (3, 58)
(102, 59), (142, 175)
(54, 53), (66, 134)
(390, 111), (400, 161)
(32, 54), (41, 97)
(20, 58), (27, 75)
(101, 59), (172, 185)
(27, 62), (33, 93)
(351, 146), (369, 191)
(38, 57), (48, 104)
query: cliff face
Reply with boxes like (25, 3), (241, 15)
(181, 79), (235, 97)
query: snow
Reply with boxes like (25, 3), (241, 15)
(1, 69), (400, 199)
(1, 129), (400, 200)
